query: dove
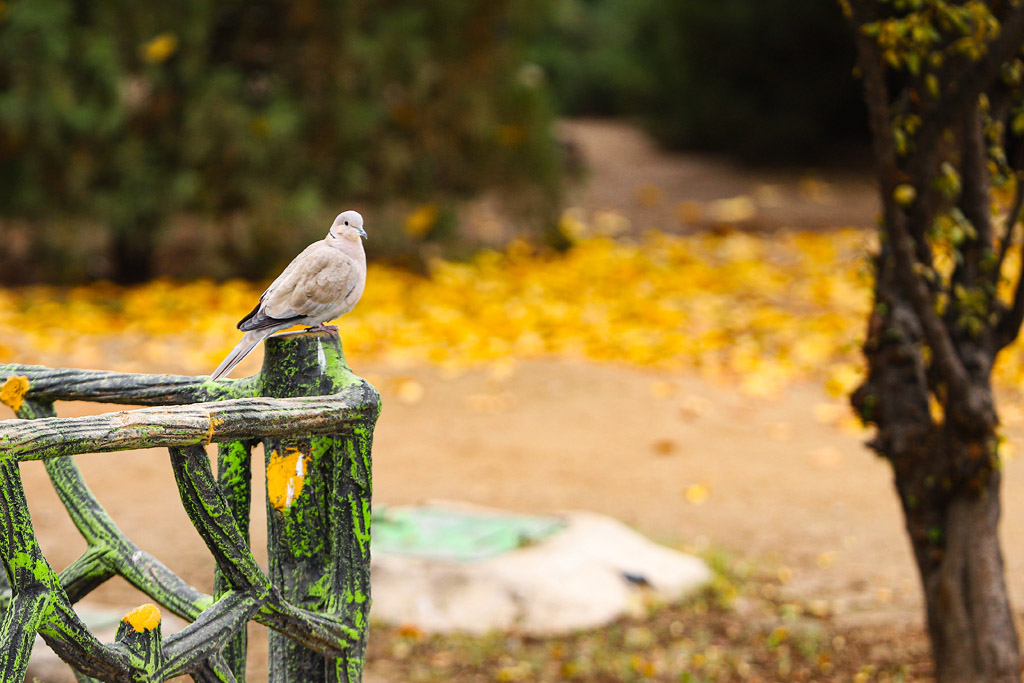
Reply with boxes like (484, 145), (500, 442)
(210, 210), (368, 380)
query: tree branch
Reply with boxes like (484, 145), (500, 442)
(848, 6), (900, 192)
(996, 227), (1024, 345)
(996, 135), (1024, 345)
(914, 5), (1024, 163)
(954, 98), (994, 287)
(851, 7), (975, 404)
(995, 169), (1024, 278)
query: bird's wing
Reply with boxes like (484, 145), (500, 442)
(239, 243), (362, 332)
(236, 243), (322, 330)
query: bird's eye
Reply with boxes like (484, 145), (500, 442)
(344, 221), (349, 226)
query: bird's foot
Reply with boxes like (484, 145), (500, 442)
(305, 323), (339, 333)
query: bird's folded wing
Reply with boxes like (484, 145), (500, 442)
(262, 247), (361, 322)
(236, 242), (319, 330)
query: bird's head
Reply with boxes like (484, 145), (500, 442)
(329, 210), (368, 242)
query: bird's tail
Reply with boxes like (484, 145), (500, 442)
(210, 330), (270, 381)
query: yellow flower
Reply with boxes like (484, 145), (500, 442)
(142, 33), (178, 65)
(404, 203), (439, 238)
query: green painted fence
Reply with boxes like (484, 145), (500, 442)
(0, 330), (379, 682)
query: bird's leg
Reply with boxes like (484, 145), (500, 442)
(304, 323), (339, 333)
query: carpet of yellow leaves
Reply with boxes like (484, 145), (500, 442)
(3, 226), (1024, 399)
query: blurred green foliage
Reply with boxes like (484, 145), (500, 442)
(0, 0), (560, 282)
(531, 0), (867, 162)
(1, 0), (871, 283)
(526, 0), (653, 116)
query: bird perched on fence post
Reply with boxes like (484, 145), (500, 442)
(210, 210), (368, 380)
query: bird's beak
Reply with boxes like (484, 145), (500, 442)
(357, 227), (368, 240)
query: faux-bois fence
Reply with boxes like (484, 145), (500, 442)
(0, 330), (378, 682)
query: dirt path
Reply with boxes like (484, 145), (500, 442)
(23, 360), (1024, 642)
(367, 361), (920, 624)
(558, 119), (880, 232)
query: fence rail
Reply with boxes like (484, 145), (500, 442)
(0, 329), (379, 682)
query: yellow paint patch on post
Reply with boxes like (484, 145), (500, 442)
(122, 603), (161, 632)
(0, 376), (30, 414)
(267, 446), (306, 511)
(205, 416), (224, 444)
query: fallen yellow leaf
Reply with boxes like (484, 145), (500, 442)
(393, 378), (425, 405)
(684, 483), (710, 505)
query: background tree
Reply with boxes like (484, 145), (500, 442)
(529, 0), (867, 162)
(844, 1), (1024, 680)
(0, 0), (559, 283)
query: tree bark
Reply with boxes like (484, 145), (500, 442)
(888, 423), (1021, 682)
(854, 253), (1021, 681)
(908, 472), (1019, 682)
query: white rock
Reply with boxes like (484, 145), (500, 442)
(370, 507), (711, 635)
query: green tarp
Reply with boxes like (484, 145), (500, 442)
(372, 506), (566, 562)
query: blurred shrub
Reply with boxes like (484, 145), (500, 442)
(637, 0), (867, 161)
(530, 0), (866, 162)
(0, 0), (561, 283)
(526, 0), (652, 116)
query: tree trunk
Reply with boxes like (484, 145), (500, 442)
(866, 377), (1022, 682)
(845, 3), (1024, 678)
(110, 221), (156, 284)
(854, 257), (1021, 682)
(900, 464), (1020, 682)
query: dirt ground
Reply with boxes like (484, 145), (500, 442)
(25, 362), (1024, 681)
(556, 119), (880, 233)
(14, 121), (997, 680)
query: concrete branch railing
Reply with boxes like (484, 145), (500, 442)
(0, 330), (379, 683)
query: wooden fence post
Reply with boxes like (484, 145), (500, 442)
(258, 330), (377, 683)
